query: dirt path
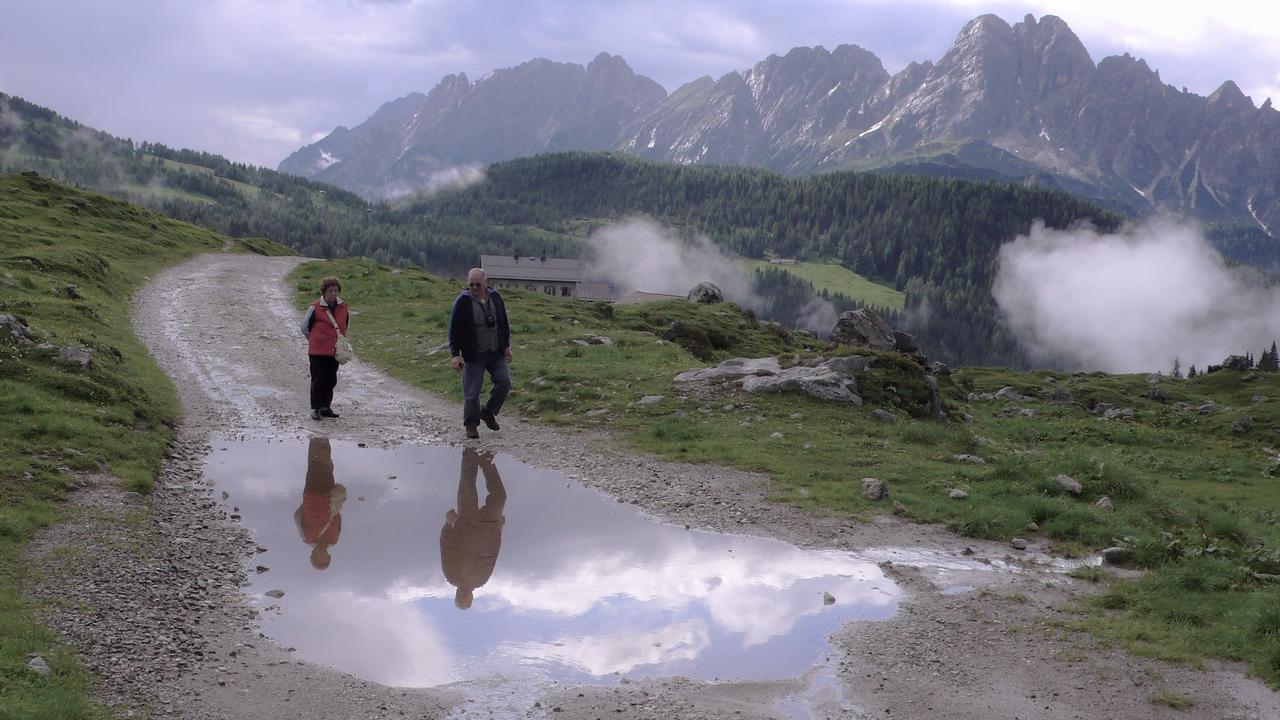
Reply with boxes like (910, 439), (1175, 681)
(27, 254), (1280, 719)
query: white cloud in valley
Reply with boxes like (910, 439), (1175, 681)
(993, 218), (1280, 373)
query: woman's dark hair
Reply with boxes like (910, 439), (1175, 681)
(320, 276), (342, 293)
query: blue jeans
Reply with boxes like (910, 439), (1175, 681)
(462, 351), (511, 427)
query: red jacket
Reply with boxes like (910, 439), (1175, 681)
(302, 298), (349, 357)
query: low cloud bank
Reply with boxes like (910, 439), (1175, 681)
(583, 217), (762, 308)
(383, 164), (486, 201)
(993, 219), (1280, 373)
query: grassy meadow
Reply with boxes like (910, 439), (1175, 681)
(741, 257), (906, 310)
(0, 172), (291, 719)
(294, 258), (1280, 686)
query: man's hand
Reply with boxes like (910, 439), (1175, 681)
(450, 356), (464, 371)
(504, 347), (513, 362)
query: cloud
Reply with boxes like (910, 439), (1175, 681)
(992, 218), (1280, 373)
(382, 164), (486, 201)
(583, 217), (762, 307)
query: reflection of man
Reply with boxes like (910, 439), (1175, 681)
(294, 437), (346, 570)
(441, 448), (507, 609)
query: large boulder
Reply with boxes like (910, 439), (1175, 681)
(674, 357), (782, 384)
(740, 365), (862, 404)
(686, 282), (723, 304)
(830, 308), (896, 351)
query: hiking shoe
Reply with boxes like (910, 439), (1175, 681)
(311, 409), (322, 421)
(319, 407), (340, 418)
(465, 425), (480, 439)
(480, 409), (500, 431)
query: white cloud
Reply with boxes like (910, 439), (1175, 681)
(993, 218), (1280, 372)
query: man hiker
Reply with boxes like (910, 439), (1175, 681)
(448, 267), (512, 439)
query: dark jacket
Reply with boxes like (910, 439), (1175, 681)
(448, 288), (511, 361)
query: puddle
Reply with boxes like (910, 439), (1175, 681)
(203, 437), (902, 692)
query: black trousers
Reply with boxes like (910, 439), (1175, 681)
(309, 354), (339, 410)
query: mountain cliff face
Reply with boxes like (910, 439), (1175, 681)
(279, 14), (1280, 233)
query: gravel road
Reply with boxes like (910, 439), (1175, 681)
(25, 253), (1280, 719)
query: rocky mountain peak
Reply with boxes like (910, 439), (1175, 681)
(1208, 80), (1251, 110)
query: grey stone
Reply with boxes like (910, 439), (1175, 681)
(0, 314), (34, 343)
(635, 395), (665, 405)
(870, 409), (896, 423)
(892, 330), (919, 353)
(585, 408), (610, 417)
(686, 282), (723, 304)
(1055, 474), (1083, 495)
(1011, 538), (1028, 550)
(264, 589), (285, 599)
(1251, 394), (1268, 405)
(770, 432), (784, 439)
(892, 500), (907, 515)
(674, 357), (782, 384)
(823, 591), (836, 606)
(587, 335), (613, 345)
(948, 488), (969, 500)
(952, 454), (986, 464)
(1094, 496), (1114, 511)
(26, 654), (51, 675)
(1051, 386), (1074, 403)
(995, 386), (1024, 402)
(1196, 403), (1217, 415)
(830, 308), (896, 351)
(1102, 407), (1134, 421)
(1232, 416), (1254, 433)
(824, 354), (871, 375)
(64, 284), (83, 300)
(740, 366), (862, 404)
(861, 478), (888, 500)
(1102, 547), (1130, 565)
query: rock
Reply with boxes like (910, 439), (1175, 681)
(1051, 386), (1074, 403)
(1144, 386), (1167, 402)
(770, 432), (784, 439)
(1102, 547), (1130, 565)
(1093, 402), (1115, 416)
(1102, 407), (1134, 421)
(823, 591), (836, 606)
(758, 320), (793, 341)
(923, 375), (946, 420)
(669, 410), (687, 419)
(1232, 416), (1254, 433)
(870, 408), (896, 423)
(1026, 522), (1040, 532)
(1011, 538), (1028, 550)
(1094, 496), (1114, 511)
(264, 589), (285, 599)
(824, 355), (871, 375)
(948, 488), (969, 500)
(740, 365), (862, 404)
(585, 408), (610, 417)
(635, 395), (665, 405)
(63, 284), (83, 300)
(995, 386), (1024, 402)
(1196, 403), (1217, 415)
(951, 454), (986, 464)
(1251, 394), (1268, 405)
(0, 314), (34, 343)
(586, 335), (613, 345)
(38, 343), (93, 371)
(686, 282), (723, 304)
(861, 478), (888, 500)
(930, 360), (951, 376)
(26, 654), (51, 675)
(1055, 474), (1083, 495)
(892, 330), (919, 353)
(674, 357), (782, 384)
(892, 500), (907, 516)
(830, 308), (896, 351)
(1146, 372), (1163, 384)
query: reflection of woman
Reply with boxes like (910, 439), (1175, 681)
(441, 448), (507, 609)
(294, 437), (346, 570)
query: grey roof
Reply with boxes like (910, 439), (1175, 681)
(481, 255), (580, 282)
(576, 282), (614, 301)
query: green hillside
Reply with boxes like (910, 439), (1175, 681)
(0, 172), (292, 718)
(294, 256), (1280, 686)
(741, 258), (905, 310)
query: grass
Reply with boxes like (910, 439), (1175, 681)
(0, 172), (293, 717)
(292, 258), (1280, 686)
(741, 257), (906, 310)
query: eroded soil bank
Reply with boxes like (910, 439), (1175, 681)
(25, 254), (1280, 719)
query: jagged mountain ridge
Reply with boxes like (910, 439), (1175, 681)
(279, 13), (1280, 235)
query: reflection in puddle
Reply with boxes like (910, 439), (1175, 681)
(204, 438), (901, 689)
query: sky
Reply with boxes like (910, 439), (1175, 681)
(1, 0), (1277, 169)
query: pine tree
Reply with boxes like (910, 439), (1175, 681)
(1188, 365), (1198, 378)
(1170, 357), (1182, 379)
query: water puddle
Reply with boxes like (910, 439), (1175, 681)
(203, 437), (903, 692)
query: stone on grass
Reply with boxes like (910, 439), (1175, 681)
(1011, 538), (1028, 550)
(861, 478), (888, 501)
(686, 282), (723, 304)
(1095, 496), (1114, 511)
(870, 409), (895, 424)
(26, 654), (51, 675)
(830, 308), (897, 351)
(1102, 547), (1130, 565)
(1232, 416), (1254, 433)
(1055, 474), (1083, 495)
(635, 395), (664, 405)
(892, 500), (907, 516)
(952, 454), (986, 464)
(948, 488), (969, 500)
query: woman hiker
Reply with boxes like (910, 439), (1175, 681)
(300, 275), (349, 420)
